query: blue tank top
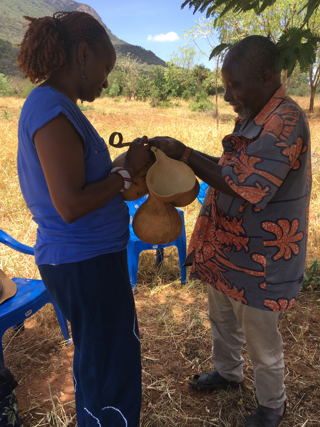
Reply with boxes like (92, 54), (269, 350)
(17, 86), (129, 265)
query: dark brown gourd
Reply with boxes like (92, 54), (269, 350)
(132, 195), (182, 244)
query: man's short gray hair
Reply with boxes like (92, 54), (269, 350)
(225, 35), (280, 77)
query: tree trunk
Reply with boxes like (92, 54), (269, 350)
(215, 56), (220, 129)
(309, 85), (316, 113)
(286, 75), (292, 93)
(282, 70), (287, 94)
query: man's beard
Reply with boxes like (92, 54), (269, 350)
(237, 105), (255, 120)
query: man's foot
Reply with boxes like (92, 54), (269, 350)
(188, 370), (243, 391)
(245, 402), (286, 427)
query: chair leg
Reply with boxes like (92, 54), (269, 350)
(0, 335), (4, 363)
(177, 235), (187, 285)
(180, 263), (187, 284)
(156, 248), (164, 266)
(51, 302), (72, 345)
(127, 245), (140, 293)
(13, 322), (25, 332)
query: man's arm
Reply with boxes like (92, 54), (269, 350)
(194, 151), (220, 164)
(188, 151), (243, 199)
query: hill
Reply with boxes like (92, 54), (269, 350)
(0, 0), (166, 68)
(0, 39), (22, 77)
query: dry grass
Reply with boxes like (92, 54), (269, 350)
(0, 94), (320, 426)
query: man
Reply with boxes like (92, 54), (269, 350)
(150, 35), (311, 427)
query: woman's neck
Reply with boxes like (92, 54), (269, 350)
(40, 72), (79, 104)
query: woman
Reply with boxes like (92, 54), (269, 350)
(17, 11), (150, 427)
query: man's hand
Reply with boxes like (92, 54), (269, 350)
(148, 136), (186, 160)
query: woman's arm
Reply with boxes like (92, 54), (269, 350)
(34, 114), (150, 223)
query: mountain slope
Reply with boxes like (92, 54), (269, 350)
(0, 0), (166, 67)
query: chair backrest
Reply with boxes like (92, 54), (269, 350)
(126, 195), (149, 227)
(197, 181), (209, 205)
(0, 230), (34, 256)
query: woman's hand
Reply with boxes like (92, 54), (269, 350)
(123, 136), (150, 178)
(148, 136), (186, 160)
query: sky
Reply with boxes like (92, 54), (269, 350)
(82, 0), (217, 69)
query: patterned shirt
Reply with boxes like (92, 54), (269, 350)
(188, 86), (312, 311)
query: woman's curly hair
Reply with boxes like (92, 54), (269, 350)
(17, 11), (109, 84)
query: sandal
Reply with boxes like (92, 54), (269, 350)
(245, 402), (286, 427)
(188, 370), (243, 391)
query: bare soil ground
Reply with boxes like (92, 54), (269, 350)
(4, 272), (320, 427)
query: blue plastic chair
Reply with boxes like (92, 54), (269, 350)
(0, 229), (71, 362)
(126, 196), (187, 293)
(197, 181), (209, 204)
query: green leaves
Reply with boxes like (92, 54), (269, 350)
(181, 0), (320, 24)
(209, 43), (233, 59)
(276, 28), (320, 75)
(259, 0), (277, 13)
(182, 0), (277, 17)
(300, 0), (320, 24)
(181, 0), (215, 16)
(275, 53), (285, 72)
(302, 259), (320, 290)
(282, 48), (297, 62)
(189, 1), (320, 77)
(208, 30), (319, 77)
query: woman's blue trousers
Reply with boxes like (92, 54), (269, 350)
(39, 250), (142, 427)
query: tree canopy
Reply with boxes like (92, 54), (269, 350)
(181, 0), (320, 75)
(181, 0), (319, 23)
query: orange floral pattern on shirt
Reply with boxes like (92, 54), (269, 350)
(228, 154), (283, 186)
(189, 193), (266, 304)
(222, 135), (254, 160)
(264, 298), (295, 311)
(276, 136), (303, 170)
(225, 176), (271, 204)
(262, 219), (304, 260)
(260, 104), (300, 141)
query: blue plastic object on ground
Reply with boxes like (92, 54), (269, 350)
(126, 196), (187, 293)
(197, 181), (209, 205)
(0, 229), (71, 362)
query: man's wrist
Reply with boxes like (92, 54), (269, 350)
(179, 147), (193, 165)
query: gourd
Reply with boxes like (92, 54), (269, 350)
(146, 147), (199, 207)
(132, 196), (182, 245)
(132, 147), (199, 244)
(109, 133), (200, 245)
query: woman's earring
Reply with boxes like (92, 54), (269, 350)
(81, 65), (86, 81)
